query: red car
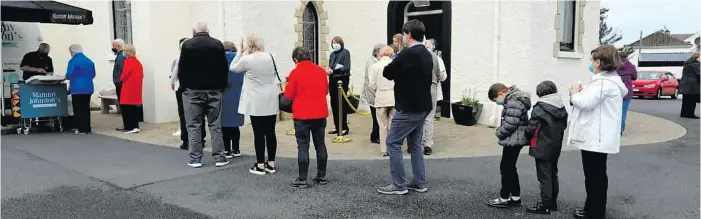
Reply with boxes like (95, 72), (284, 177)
(632, 71), (679, 99)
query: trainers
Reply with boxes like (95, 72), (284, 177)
(249, 164), (266, 175)
(224, 152), (234, 159)
(423, 147), (433, 155)
(487, 197), (513, 208)
(407, 183), (428, 193)
(215, 160), (229, 167)
(187, 159), (202, 168)
(264, 162), (276, 174)
(292, 179), (309, 188)
(377, 185), (408, 195)
(232, 150), (242, 157)
(313, 177), (328, 185)
(123, 128), (140, 134)
(526, 203), (551, 215)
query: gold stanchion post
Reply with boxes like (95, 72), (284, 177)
(332, 80), (351, 143)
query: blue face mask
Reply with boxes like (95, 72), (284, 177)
(588, 64), (594, 73)
(496, 101), (505, 105)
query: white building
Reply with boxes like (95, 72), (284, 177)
(626, 30), (699, 78)
(37, 0), (600, 126)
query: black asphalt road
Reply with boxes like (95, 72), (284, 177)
(2, 99), (698, 219)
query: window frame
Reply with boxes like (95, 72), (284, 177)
(111, 0), (133, 44)
(302, 2), (319, 64)
(555, 0), (584, 59)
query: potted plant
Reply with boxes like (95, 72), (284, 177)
(451, 89), (483, 126)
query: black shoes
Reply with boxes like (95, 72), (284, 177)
(526, 203), (551, 215)
(179, 143), (188, 151)
(328, 129), (349, 135)
(292, 179), (309, 188)
(423, 147), (433, 155)
(313, 177), (328, 185)
(573, 208), (587, 218)
(487, 197), (521, 208)
(681, 115), (700, 119)
(264, 162), (276, 174)
(371, 139), (380, 144)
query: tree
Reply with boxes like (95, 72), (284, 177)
(600, 8), (623, 45)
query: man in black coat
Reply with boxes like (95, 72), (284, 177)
(679, 53), (700, 119)
(377, 20), (433, 195)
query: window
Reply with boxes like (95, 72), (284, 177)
(302, 2), (319, 64)
(112, 0), (133, 44)
(558, 0), (576, 52)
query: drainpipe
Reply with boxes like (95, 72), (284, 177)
(488, 0), (502, 128)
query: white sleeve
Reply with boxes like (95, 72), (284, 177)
(229, 52), (246, 73)
(170, 57), (179, 86)
(438, 56), (447, 82)
(570, 79), (605, 110)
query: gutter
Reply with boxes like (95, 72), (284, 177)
(489, 0), (502, 128)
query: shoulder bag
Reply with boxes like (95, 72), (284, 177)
(270, 53), (293, 113)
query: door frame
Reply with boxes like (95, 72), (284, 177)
(387, 0), (452, 117)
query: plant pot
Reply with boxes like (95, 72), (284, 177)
(451, 103), (483, 126)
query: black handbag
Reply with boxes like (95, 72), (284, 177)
(270, 53), (293, 113)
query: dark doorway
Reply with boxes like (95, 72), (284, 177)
(302, 2), (319, 64)
(387, 0), (452, 117)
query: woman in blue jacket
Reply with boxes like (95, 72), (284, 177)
(65, 44), (95, 134)
(222, 41), (245, 158)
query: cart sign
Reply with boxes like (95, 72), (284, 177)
(18, 83), (67, 118)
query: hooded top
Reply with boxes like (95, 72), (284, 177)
(568, 71), (629, 154)
(679, 56), (700, 95)
(617, 58), (638, 98)
(526, 94), (568, 160)
(496, 87), (532, 147)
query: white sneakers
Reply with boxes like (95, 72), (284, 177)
(123, 128), (140, 134)
(172, 130), (181, 136)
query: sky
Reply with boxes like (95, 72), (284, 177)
(601, 0), (701, 47)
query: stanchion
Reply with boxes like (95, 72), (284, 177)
(286, 129), (295, 136)
(332, 81), (351, 143)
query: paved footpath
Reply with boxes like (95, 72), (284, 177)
(1, 98), (698, 219)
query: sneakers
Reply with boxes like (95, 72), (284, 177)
(249, 164), (266, 175)
(187, 159), (202, 168)
(407, 183), (428, 193)
(377, 185), (408, 195)
(487, 197), (522, 208)
(232, 150), (242, 157)
(423, 147), (433, 155)
(292, 179), (309, 188)
(313, 177), (328, 185)
(328, 129), (349, 135)
(215, 159), (230, 167)
(224, 150), (242, 159)
(123, 128), (140, 134)
(526, 203), (551, 215)
(371, 139), (380, 144)
(264, 162), (276, 174)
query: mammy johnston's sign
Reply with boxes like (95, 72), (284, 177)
(18, 83), (67, 118)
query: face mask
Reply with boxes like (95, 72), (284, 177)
(112, 48), (118, 54)
(332, 43), (341, 52)
(588, 64), (594, 73)
(496, 101), (505, 105)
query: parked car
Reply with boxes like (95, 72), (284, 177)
(632, 71), (679, 99)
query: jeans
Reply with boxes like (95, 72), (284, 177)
(621, 98), (632, 133)
(387, 110), (428, 189)
(182, 89), (225, 162)
(120, 104), (140, 130)
(222, 127), (240, 153)
(176, 89), (206, 147)
(535, 158), (560, 207)
(294, 119), (328, 181)
(581, 150), (608, 218)
(370, 106), (380, 141)
(71, 94), (92, 133)
(500, 146), (523, 198)
(250, 115), (277, 164)
(375, 107), (396, 153)
(422, 86), (438, 148)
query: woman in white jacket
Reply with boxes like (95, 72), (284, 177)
(369, 46), (395, 157)
(568, 44), (628, 219)
(229, 34), (280, 175)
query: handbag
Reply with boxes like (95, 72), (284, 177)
(270, 53), (293, 113)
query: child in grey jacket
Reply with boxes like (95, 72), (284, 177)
(486, 83), (532, 208)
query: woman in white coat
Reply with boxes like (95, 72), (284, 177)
(568, 44), (628, 219)
(369, 46), (395, 157)
(229, 34), (280, 175)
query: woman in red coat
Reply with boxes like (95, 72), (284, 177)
(119, 44), (143, 134)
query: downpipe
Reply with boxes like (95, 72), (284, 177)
(488, 0), (502, 128)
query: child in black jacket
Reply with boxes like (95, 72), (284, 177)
(524, 81), (569, 215)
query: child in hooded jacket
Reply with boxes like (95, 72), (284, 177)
(487, 83), (532, 208)
(524, 81), (568, 215)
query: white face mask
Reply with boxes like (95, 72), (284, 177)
(332, 43), (341, 51)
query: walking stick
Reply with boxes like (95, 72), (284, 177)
(332, 80), (351, 143)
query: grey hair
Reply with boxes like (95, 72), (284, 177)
(112, 39), (125, 47)
(372, 44), (384, 57)
(194, 21), (208, 33)
(246, 33), (265, 52)
(69, 44), (83, 54)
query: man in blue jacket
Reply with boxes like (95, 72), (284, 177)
(111, 39), (126, 130)
(66, 44), (96, 134)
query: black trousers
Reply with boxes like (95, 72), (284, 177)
(223, 127), (240, 153)
(500, 146), (523, 198)
(329, 77), (349, 131)
(294, 118), (328, 181)
(369, 106), (379, 141)
(680, 94), (699, 117)
(581, 150), (608, 218)
(535, 158), (560, 207)
(71, 94), (92, 133)
(176, 89), (206, 146)
(120, 104), (140, 130)
(250, 115), (277, 163)
(115, 83), (122, 100)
